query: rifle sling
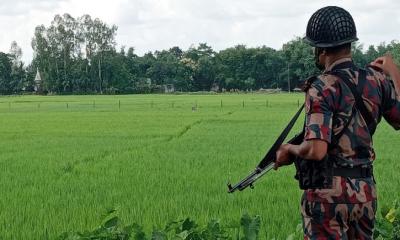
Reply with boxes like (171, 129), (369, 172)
(257, 104), (304, 169)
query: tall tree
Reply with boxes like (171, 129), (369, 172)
(9, 41), (25, 93)
(281, 37), (318, 90)
(0, 52), (12, 94)
(89, 18), (118, 93)
(32, 13), (118, 93)
(31, 25), (50, 91)
(352, 42), (368, 67)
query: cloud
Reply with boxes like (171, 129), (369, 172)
(113, 0), (314, 54)
(0, 1), (64, 16)
(113, 0), (317, 55)
(0, 0), (399, 64)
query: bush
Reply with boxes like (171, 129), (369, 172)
(60, 199), (400, 240)
(58, 210), (267, 240)
(374, 200), (400, 239)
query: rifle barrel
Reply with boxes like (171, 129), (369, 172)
(227, 163), (275, 193)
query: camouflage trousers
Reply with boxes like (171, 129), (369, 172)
(301, 196), (377, 240)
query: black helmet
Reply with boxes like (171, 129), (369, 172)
(304, 6), (358, 47)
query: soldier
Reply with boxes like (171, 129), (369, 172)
(274, 6), (400, 239)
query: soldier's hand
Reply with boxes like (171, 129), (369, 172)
(274, 144), (293, 170)
(370, 54), (400, 77)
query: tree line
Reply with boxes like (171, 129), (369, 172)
(0, 13), (400, 95)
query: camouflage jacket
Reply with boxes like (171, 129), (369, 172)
(303, 57), (400, 203)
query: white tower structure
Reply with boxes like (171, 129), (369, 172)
(34, 68), (42, 93)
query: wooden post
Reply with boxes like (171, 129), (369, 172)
(242, 100), (245, 108)
(220, 100), (223, 108)
(119, 100), (121, 110)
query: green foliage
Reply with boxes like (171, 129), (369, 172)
(132, 224), (147, 240)
(281, 37), (319, 89)
(58, 211), (261, 240)
(374, 200), (400, 239)
(240, 214), (261, 240)
(58, 200), (400, 240)
(28, 30), (398, 94)
(216, 45), (281, 90)
(58, 209), (132, 240)
(0, 52), (13, 94)
(31, 13), (118, 94)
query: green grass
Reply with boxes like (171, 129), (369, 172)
(0, 94), (398, 239)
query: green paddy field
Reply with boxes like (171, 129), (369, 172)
(0, 94), (398, 239)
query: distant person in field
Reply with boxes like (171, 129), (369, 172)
(274, 6), (400, 239)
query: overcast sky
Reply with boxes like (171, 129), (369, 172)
(0, 0), (399, 63)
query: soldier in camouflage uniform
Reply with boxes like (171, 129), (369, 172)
(274, 6), (400, 239)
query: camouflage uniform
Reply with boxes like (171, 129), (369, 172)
(302, 57), (400, 239)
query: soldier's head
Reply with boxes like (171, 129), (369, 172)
(304, 6), (358, 70)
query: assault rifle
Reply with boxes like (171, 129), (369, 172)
(227, 104), (304, 193)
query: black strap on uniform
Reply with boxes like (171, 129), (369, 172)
(329, 69), (376, 135)
(333, 166), (373, 178)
